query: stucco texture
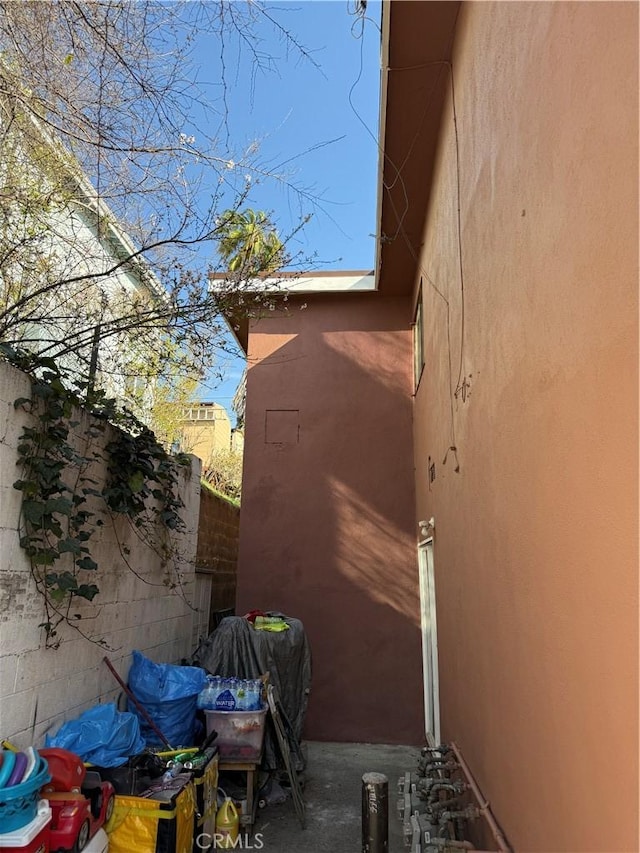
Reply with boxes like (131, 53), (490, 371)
(410, 2), (638, 851)
(236, 294), (424, 744)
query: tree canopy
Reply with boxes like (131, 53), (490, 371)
(0, 0), (313, 429)
(217, 208), (285, 277)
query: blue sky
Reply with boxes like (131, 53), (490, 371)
(191, 0), (382, 414)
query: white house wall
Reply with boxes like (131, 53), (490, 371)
(0, 105), (162, 419)
(25, 200), (159, 411)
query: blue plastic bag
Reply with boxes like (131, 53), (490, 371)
(45, 703), (146, 767)
(127, 650), (207, 747)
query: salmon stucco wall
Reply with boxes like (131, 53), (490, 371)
(236, 293), (424, 744)
(411, 3), (638, 851)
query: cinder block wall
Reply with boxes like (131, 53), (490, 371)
(196, 486), (240, 630)
(0, 361), (202, 748)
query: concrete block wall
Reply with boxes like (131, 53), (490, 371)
(196, 486), (240, 629)
(191, 572), (213, 650)
(0, 361), (203, 748)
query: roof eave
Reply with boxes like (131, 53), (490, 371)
(212, 271), (376, 355)
(374, 1), (461, 297)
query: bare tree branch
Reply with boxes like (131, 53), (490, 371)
(0, 0), (330, 434)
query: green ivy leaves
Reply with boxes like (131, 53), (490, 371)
(103, 426), (186, 535)
(4, 344), (185, 648)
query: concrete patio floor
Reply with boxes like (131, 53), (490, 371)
(251, 741), (420, 852)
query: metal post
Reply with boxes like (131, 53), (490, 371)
(362, 772), (388, 853)
(86, 322), (101, 399)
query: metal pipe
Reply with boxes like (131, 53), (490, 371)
(418, 756), (459, 775)
(362, 772), (388, 853)
(427, 781), (466, 804)
(422, 745), (452, 755)
(423, 758), (458, 769)
(420, 758), (457, 773)
(419, 776), (462, 800)
(450, 741), (511, 853)
(426, 795), (465, 816)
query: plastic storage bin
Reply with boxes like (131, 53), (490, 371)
(0, 801), (51, 852)
(204, 709), (267, 762)
(0, 758), (51, 834)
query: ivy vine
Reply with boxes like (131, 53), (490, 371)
(1, 343), (190, 649)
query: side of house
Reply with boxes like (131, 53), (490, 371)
(379, 2), (639, 850)
(230, 1), (638, 850)
(179, 402), (233, 466)
(236, 289), (424, 744)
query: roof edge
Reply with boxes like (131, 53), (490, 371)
(374, 0), (391, 291)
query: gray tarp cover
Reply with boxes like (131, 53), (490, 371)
(195, 615), (311, 771)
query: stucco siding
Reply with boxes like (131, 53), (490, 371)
(412, 3), (638, 850)
(236, 294), (424, 744)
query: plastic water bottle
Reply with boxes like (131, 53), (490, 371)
(235, 679), (247, 710)
(211, 675), (222, 705)
(197, 681), (211, 710)
(247, 680), (261, 711)
(161, 761), (183, 786)
(197, 675), (218, 710)
(215, 679), (236, 711)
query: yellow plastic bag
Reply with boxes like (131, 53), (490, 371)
(106, 779), (195, 853)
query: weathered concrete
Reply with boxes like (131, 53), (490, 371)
(253, 741), (419, 852)
(0, 360), (203, 748)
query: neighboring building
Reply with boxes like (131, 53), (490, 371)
(0, 79), (165, 421)
(231, 369), (247, 428)
(225, 2), (638, 851)
(228, 272), (422, 747)
(179, 402), (233, 465)
(230, 427), (244, 455)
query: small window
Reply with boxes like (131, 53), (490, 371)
(413, 282), (424, 390)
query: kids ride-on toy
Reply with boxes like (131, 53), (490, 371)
(39, 748), (115, 853)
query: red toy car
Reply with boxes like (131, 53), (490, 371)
(39, 748), (115, 853)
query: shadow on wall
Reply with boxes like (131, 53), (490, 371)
(236, 297), (425, 744)
(327, 477), (421, 627)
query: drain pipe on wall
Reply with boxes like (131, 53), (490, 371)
(450, 742), (511, 853)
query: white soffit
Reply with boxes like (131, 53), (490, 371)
(264, 273), (376, 293)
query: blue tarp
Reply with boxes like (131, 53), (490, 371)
(127, 650), (207, 747)
(45, 703), (146, 767)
